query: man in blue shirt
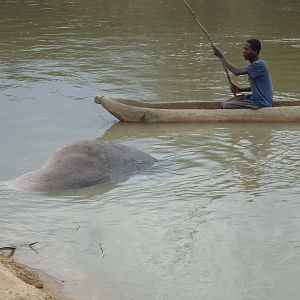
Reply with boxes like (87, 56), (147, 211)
(213, 39), (273, 109)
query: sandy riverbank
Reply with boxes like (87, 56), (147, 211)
(0, 252), (70, 300)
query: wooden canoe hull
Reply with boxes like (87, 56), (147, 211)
(95, 95), (300, 123)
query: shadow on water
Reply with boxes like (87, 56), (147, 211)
(3, 165), (160, 201)
(100, 121), (228, 141)
(100, 120), (300, 142)
(39, 181), (120, 200)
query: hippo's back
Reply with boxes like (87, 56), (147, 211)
(11, 140), (155, 192)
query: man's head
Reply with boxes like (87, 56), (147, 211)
(243, 38), (261, 61)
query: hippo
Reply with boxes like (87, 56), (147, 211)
(10, 140), (155, 192)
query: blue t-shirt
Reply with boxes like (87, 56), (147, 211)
(246, 59), (273, 107)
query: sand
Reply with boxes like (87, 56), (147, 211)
(0, 252), (70, 300)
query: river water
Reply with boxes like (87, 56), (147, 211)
(0, 1), (300, 299)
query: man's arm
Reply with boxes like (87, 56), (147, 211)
(213, 46), (248, 76)
(230, 84), (251, 94)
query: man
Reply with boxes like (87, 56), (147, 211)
(213, 39), (273, 109)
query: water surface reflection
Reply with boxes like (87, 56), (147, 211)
(1, 0), (300, 299)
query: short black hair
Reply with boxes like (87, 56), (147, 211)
(246, 38), (262, 54)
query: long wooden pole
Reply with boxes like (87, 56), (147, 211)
(184, 0), (236, 96)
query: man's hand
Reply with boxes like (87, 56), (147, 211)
(230, 84), (242, 94)
(212, 46), (224, 58)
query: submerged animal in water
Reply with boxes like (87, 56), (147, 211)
(10, 140), (155, 192)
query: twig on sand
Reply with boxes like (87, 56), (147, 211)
(29, 242), (39, 254)
(72, 223), (81, 232)
(0, 246), (16, 257)
(97, 242), (105, 258)
(0, 242), (39, 257)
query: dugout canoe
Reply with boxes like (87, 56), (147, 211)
(94, 95), (300, 123)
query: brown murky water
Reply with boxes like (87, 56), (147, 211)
(0, 1), (300, 299)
